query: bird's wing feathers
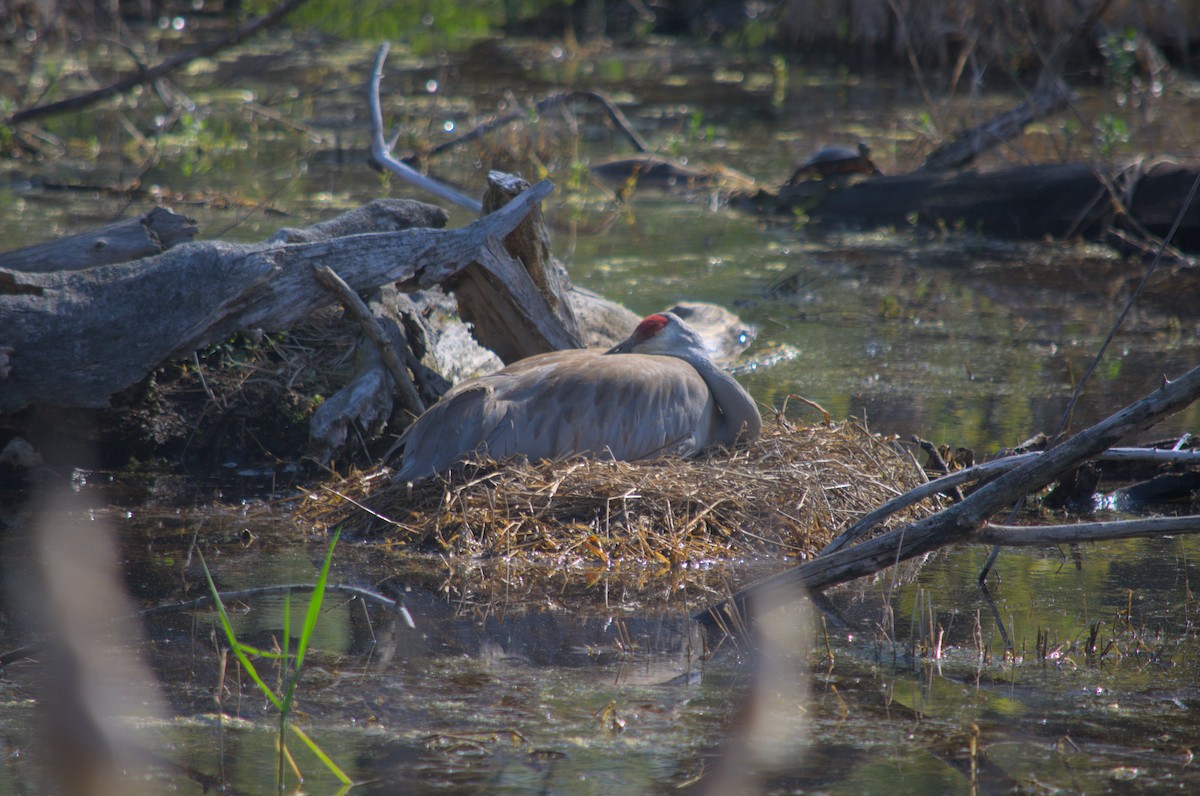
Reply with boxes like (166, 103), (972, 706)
(394, 349), (724, 481)
(392, 380), (497, 480)
(480, 353), (716, 461)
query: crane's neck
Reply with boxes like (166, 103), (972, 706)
(680, 351), (763, 445)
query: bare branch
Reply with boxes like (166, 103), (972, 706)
(821, 446), (1200, 554)
(700, 364), (1200, 627)
(417, 89), (653, 163)
(368, 44), (483, 213)
(313, 264), (424, 416)
(979, 516), (1200, 545)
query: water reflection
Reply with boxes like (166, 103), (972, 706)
(4, 477), (1200, 792)
(133, 562), (787, 793)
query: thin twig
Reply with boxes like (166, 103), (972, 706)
(415, 89), (653, 163)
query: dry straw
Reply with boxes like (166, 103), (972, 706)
(305, 419), (938, 575)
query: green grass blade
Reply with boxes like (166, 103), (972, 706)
(294, 526), (341, 675)
(290, 724), (353, 786)
(232, 642), (289, 660)
(199, 550), (283, 711)
(283, 587), (292, 662)
(280, 526), (343, 721)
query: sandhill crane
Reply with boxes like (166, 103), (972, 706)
(390, 312), (762, 483)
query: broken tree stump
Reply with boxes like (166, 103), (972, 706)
(408, 172), (584, 364)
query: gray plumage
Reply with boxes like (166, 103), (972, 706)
(391, 312), (762, 483)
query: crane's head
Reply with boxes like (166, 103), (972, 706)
(606, 312), (707, 358)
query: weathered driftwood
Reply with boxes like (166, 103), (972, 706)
(0, 183), (552, 414)
(742, 161), (1200, 251)
(448, 173), (584, 363)
(308, 265), (428, 463)
(700, 363), (1200, 629)
(266, 198), (448, 244)
(0, 207), (198, 272)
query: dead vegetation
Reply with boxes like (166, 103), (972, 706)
(301, 419), (939, 576)
(121, 308), (357, 463)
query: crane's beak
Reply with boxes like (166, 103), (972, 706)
(605, 339), (632, 355)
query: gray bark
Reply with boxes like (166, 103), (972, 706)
(443, 172), (585, 363)
(0, 207), (197, 272)
(0, 182), (552, 413)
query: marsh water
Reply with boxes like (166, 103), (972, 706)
(4, 31), (1200, 793)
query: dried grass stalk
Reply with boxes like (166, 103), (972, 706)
(302, 420), (939, 573)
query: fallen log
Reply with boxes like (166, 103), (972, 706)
(0, 207), (197, 272)
(0, 183), (552, 414)
(739, 161), (1200, 252)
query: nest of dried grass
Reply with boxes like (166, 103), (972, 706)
(303, 419), (937, 571)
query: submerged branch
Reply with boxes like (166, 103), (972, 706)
(0, 583), (415, 669)
(139, 582), (416, 627)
